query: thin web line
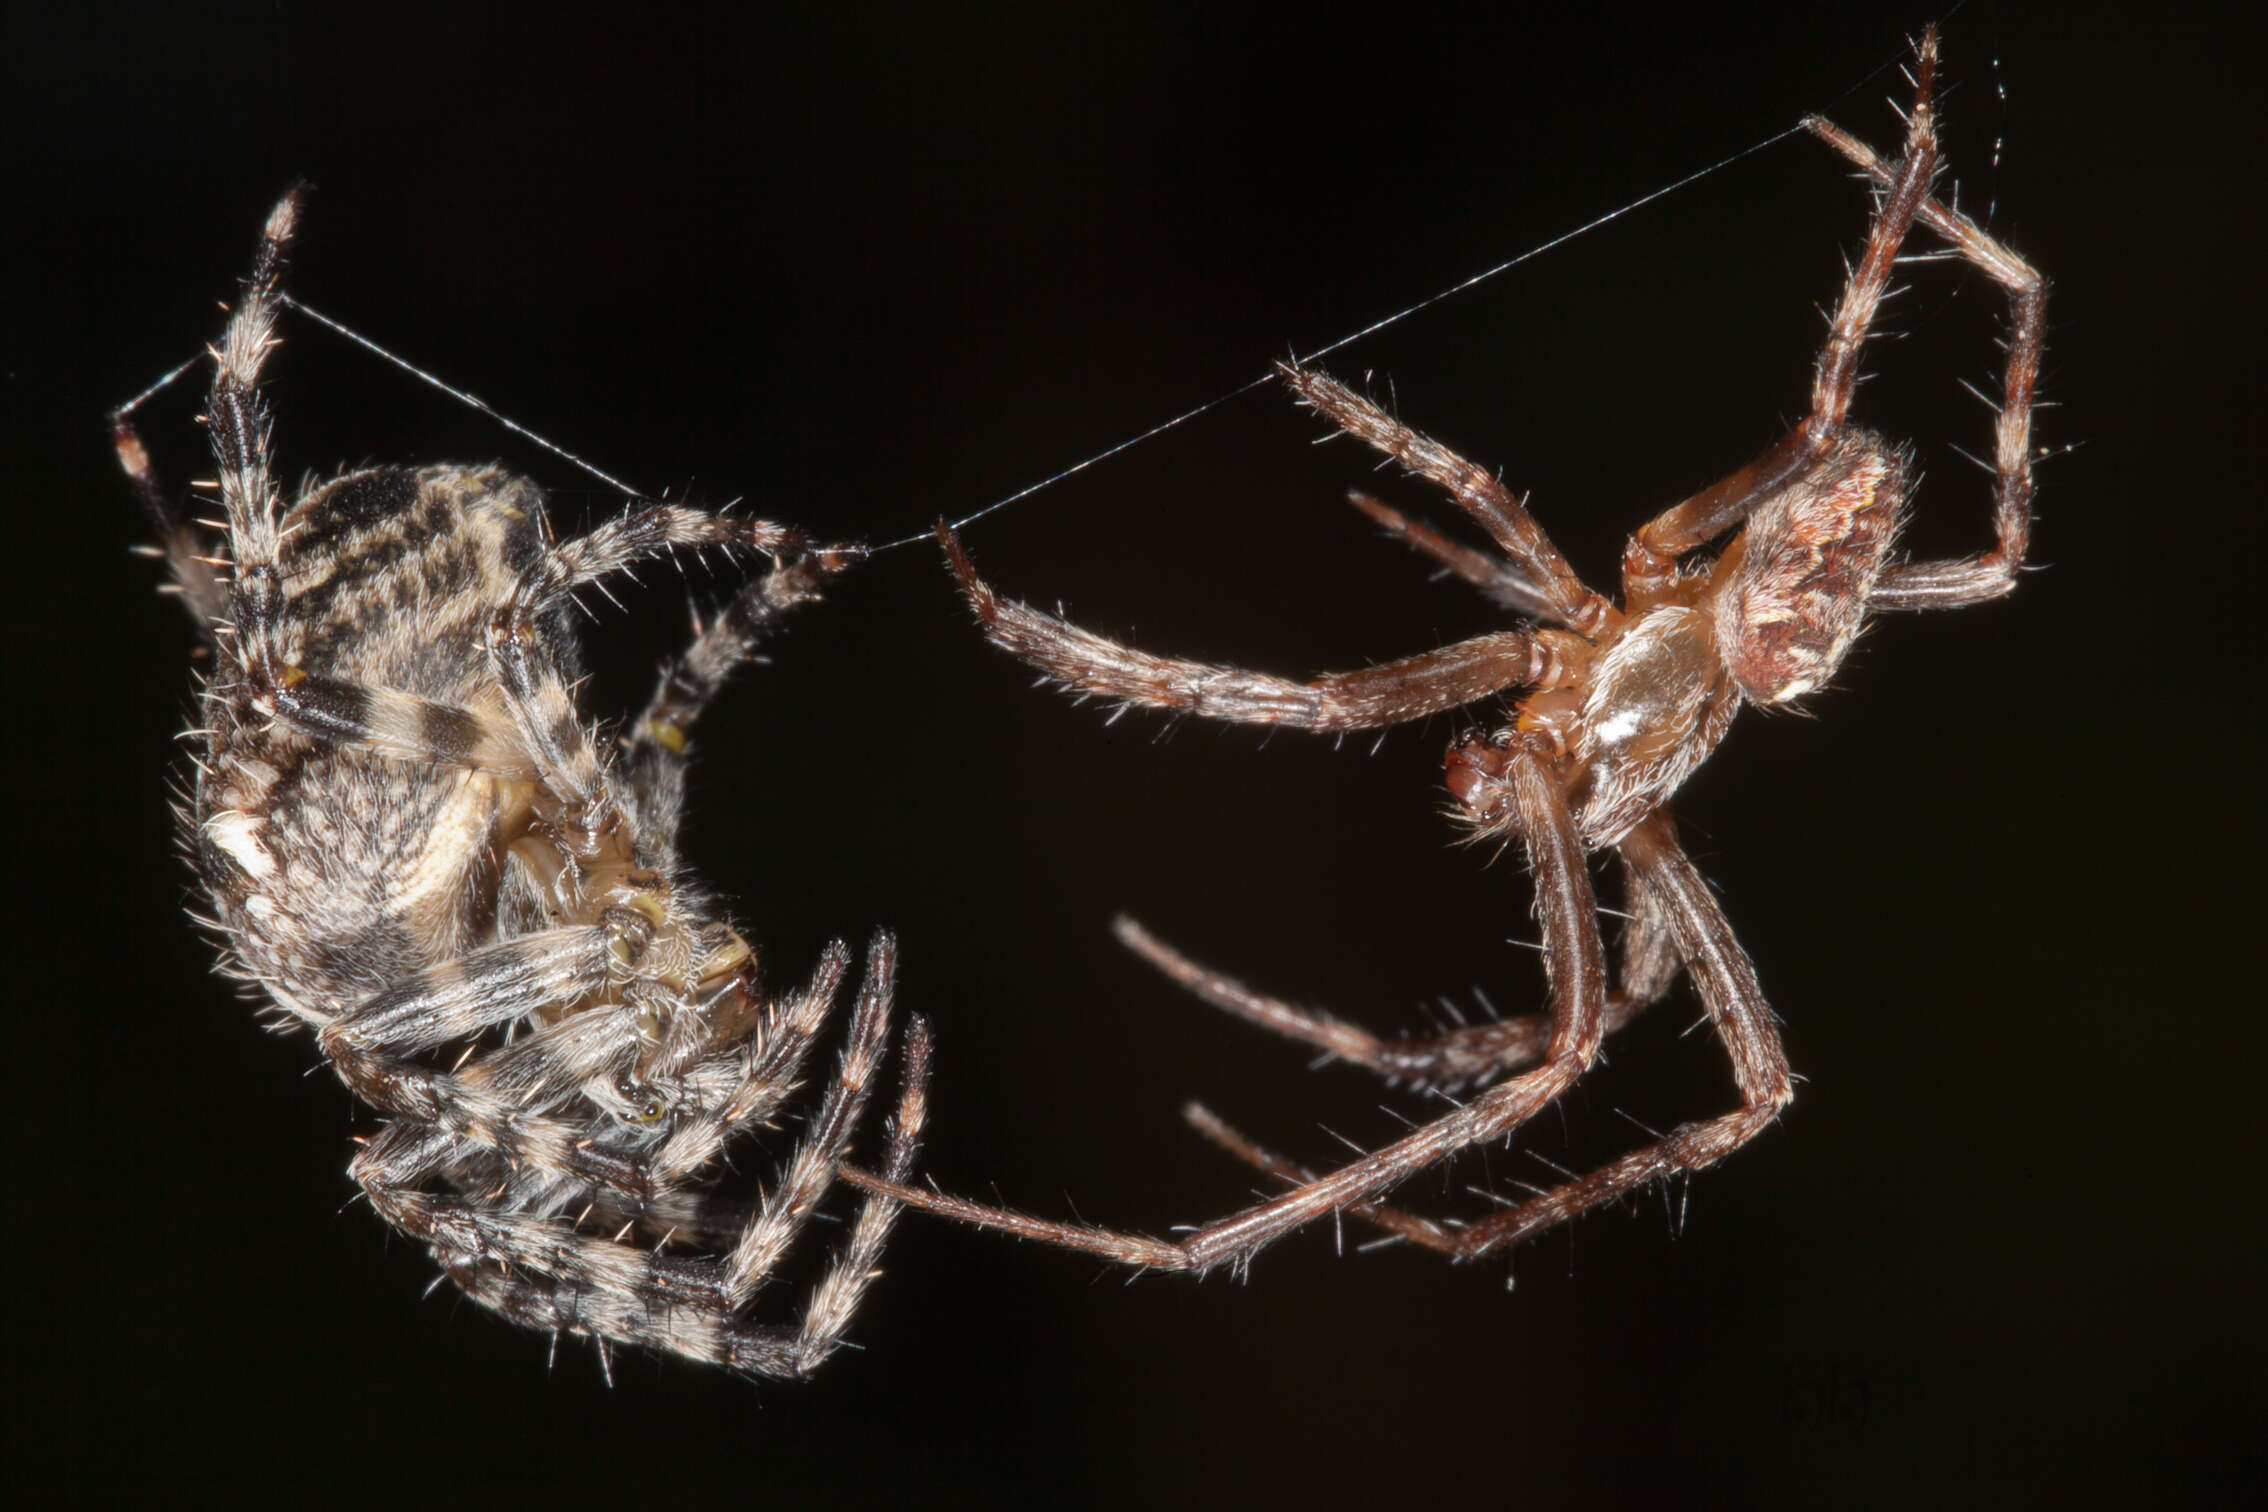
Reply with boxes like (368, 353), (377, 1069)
(279, 293), (647, 498)
(110, 295), (652, 500)
(867, 121), (1804, 553)
(111, 354), (204, 419)
(124, 102), (1867, 534)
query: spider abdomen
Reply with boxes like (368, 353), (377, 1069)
(1715, 432), (1909, 704)
(195, 466), (565, 1022)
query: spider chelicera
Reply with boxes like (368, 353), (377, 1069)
(848, 27), (2046, 1272)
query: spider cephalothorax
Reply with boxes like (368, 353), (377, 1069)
(849, 27), (2045, 1272)
(116, 187), (928, 1377)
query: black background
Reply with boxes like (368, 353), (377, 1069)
(12, 2), (2261, 1502)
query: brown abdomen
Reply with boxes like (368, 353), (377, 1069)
(1716, 431), (1909, 704)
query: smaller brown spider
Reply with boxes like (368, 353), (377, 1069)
(848, 28), (2045, 1271)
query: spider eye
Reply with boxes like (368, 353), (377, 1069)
(615, 1075), (673, 1125)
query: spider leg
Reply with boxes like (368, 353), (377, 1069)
(1806, 107), (2047, 609)
(1806, 31), (1942, 440)
(1345, 490), (1563, 623)
(254, 672), (541, 775)
(489, 507), (862, 814)
(1178, 1105), (1463, 1256)
(578, 1185), (760, 1252)
(719, 933), (898, 1306)
(628, 543), (862, 756)
(328, 930), (881, 1229)
(319, 927), (615, 1055)
(543, 944), (858, 1248)
(786, 954), (935, 1375)
(1622, 32), (1945, 607)
(508, 937), (921, 1334)
(618, 540), (864, 834)
(112, 411), (228, 636)
(1188, 814), (1788, 1261)
(1436, 813), (1792, 1257)
(1277, 363), (1617, 637)
(473, 938), (852, 1234)
(1112, 863), (1676, 1091)
(515, 504), (857, 610)
(347, 939), (924, 1380)
(844, 740), (1607, 1274)
(435, 1232), (833, 1378)
(204, 186), (307, 683)
(316, 928), (667, 1199)
(941, 523), (1574, 731)
(634, 940), (853, 1187)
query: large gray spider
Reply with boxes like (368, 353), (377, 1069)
(850, 29), (2045, 1272)
(113, 187), (929, 1378)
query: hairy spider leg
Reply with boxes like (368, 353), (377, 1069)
(1114, 862), (1679, 1093)
(846, 742), (1608, 1275)
(1805, 121), (2045, 609)
(145, 184), (927, 1378)
(853, 26), (2037, 1275)
(1621, 36), (1944, 615)
(401, 947), (930, 1376)
(939, 522), (1575, 732)
(1275, 364), (1619, 638)
(1189, 815), (1788, 1261)
(620, 537), (867, 837)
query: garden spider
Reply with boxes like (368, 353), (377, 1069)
(848, 28), (2044, 1272)
(116, 186), (931, 1377)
